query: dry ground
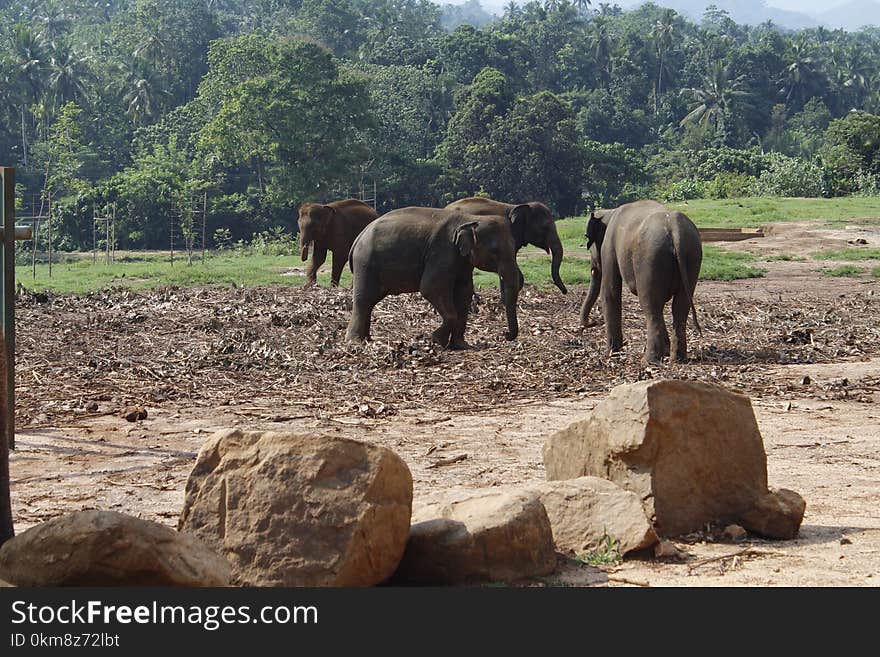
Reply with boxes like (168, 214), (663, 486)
(8, 217), (880, 587)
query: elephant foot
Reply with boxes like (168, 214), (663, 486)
(304, 279), (317, 288)
(448, 339), (471, 350)
(431, 327), (451, 347)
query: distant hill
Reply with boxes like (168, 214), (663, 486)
(441, 0), (495, 30)
(815, 0), (880, 30)
(613, 0), (817, 29)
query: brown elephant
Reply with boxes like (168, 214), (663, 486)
(580, 199), (702, 363)
(444, 197), (567, 295)
(346, 207), (521, 349)
(297, 198), (378, 287)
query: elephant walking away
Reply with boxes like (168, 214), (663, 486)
(444, 197), (567, 295)
(298, 198), (378, 287)
(580, 199), (702, 363)
(346, 207), (522, 349)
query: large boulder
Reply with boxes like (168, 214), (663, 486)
(178, 429), (413, 587)
(393, 489), (556, 585)
(523, 478), (657, 556)
(0, 510), (231, 586)
(543, 379), (805, 538)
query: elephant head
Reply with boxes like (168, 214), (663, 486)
(507, 202), (567, 295)
(454, 217), (521, 340)
(297, 203), (335, 261)
(580, 210), (609, 327)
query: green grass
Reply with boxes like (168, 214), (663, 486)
(811, 248), (880, 261)
(873, 266), (880, 278)
(658, 197), (880, 228)
(700, 246), (765, 280)
(15, 252), (350, 295)
(823, 265), (865, 277)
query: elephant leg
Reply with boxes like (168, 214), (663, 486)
(671, 291), (690, 362)
(330, 251), (346, 287)
(346, 282), (381, 343)
(450, 277), (474, 349)
(422, 285), (461, 349)
(640, 297), (670, 364)
(497, 268), (523, 304)
(601, 263), (624, 355)
(306, 246), (327, 287)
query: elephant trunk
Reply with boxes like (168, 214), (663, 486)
(300, 236), (311, 262)
(500, 266), (520, 341)
(548, 232), (567, 295)
(580, 261), (601, 328)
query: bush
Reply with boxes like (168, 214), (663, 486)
(749, 154), (826, 197)
(705, 172), (756, 199)
(249, 226), (298, 256)
(854, 169), (880, 196)
(655, 178), (706, 202)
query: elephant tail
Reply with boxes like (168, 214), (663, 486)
(671, 235), (702, 336)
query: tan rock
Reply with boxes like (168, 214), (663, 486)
(723, 524), (748, 541)
(654, 540), (687, 560)
(393, 489), (556, 585)
(0, 511), (231, 586)
(739, 489), (806, 540)
(178, 429), (413, 587)
(522, 478), (657, 556)
(544, 379), (804, 539)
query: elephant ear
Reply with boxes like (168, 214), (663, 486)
(508, 204), (530, 225)
(454, 221), (479, 257)
(586, 213), (607, 250)
(321, 205), (337, 216)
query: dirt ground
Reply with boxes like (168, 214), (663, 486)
(8, 217), (880, 587)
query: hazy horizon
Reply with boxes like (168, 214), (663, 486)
(444, 0), (854, 15)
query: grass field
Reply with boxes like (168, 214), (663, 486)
(18, 196), (880, 294)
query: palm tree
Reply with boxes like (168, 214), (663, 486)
(780, 36), (822, 107)
(46, 40), (91, 110)
(11, 23), (47, 104)
(680, 60), (752, 144)
(652, 13), (675, 114)
(587, 16), (614, 87)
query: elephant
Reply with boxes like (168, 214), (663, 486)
(297, 198), (378, 287)
(579, 199), (702, 363)
(346, 207), (521, 349)
(444, 197), (567, 295)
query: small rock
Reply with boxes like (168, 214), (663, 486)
(85, 401), (99, 412)
(120, 406), (147, 422)
(840, 537), (852, 545)
(654, 540), (686, 560)
(801, 376), (811, 385)
(739, 488), (806, 540)
(723, 524), (748, 541)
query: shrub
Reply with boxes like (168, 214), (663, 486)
(749, 154), (826, 197)
(705, 172), (756, 199)
(250, 226), (298, 256)
(854, 169), (880, 196)
(655, 178), (706, 202)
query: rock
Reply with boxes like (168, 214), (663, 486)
(840, 537), (853, 545)
(723, 524), (748, 542)
(738, 489), (806, 540)
(0, 579), (13, 587)
(0, 511), (231, 586)
(393, 489), (556, 585)
(120, 406), (147, 421)
(85, 401), (99, 412)
(543, 379), (805, 538)
(521, 478), (657, 556)
(178, 429), (412, 587)
(654, 540), (686, 560)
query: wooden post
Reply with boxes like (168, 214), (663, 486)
(1, 168), (17, 453)
(31, 196), (37, 280)
(111, 204), (116, 263)
(92, 204), (96, 264)
(170, 207), (174, 267)
(47, 193), (52, 278)
(202, 191), (207, 264)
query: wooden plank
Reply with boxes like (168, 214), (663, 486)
(698, 227), (765, 242)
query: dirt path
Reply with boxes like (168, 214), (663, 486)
(7, 218), (880, 586)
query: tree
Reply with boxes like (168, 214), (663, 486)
(651, 12), (675, 114)
(680, 60), (752, 146)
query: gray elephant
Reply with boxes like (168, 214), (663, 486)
(298, 198), (378, 287)
(445, 197), (567, 295)
(346, 207), (521, 349)
(580, 199), (702, 363)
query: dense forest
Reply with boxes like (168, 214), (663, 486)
(4, 0), (880, 249)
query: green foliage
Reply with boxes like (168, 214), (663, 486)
(749, 153), (826, 197)
(656, 178), (707, 202)
(700, 247), (765, 281)
(820, 111), (880, 195)
(577, 533), (622, 567)
(582, 141), (650, 207)
(705, 171), (756, 199)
